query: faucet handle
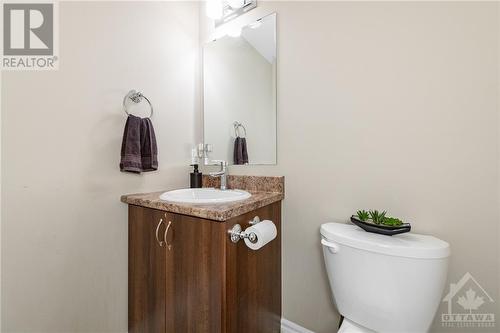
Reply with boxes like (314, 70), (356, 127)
(211, 160), (227, 166)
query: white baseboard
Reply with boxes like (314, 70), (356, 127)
(281, 318), (316, 333)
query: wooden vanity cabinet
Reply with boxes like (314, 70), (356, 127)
(128, 202), (281, 333)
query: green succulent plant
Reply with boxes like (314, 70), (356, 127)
(369, 210), (387, 225)
(381, 217), (403, 226)
(356, 210), (370, 221)
(354, 209), (406, 227)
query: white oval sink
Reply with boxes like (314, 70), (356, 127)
(160, 188), (251, 204)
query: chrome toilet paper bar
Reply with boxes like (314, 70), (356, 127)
(228, 216), (261, 244)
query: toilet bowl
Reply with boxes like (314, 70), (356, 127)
(321, 223), (450, 333)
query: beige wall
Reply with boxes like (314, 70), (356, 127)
(497, 1), (500, 320)
(1, 2), (498, 333)
(1, 2), (199, 332)
(202, 2), (500, 332)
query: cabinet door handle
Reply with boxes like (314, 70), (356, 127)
(164, 221), (172, 251)
(155, 218), (165, 247)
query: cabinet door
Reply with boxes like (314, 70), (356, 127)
(129, 206), (167, 333)
(225, 202), (282, 333)
(165, 214), (225, 333)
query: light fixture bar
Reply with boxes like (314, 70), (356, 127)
(215, 0), (257, 27)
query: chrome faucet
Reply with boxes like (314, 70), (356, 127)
(208, 160), (228, 190)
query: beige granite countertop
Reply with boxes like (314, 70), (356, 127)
(121, 175), (284, 222)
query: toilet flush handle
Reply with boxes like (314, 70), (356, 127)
(321, 239), (339, 254)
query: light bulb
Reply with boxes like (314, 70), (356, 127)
(206, 0), (222, 19)
(227, 0), (245, 9)
(248, 20), (262, 29)
(227, 27), (242, 37)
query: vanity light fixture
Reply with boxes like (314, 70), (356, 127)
(206, 0), (223, 19)
(227, 26), (242, 37)
(248, 20), (262, 29)
(207, 0), (257, 27)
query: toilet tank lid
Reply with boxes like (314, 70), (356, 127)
(320, 223), (450, 259)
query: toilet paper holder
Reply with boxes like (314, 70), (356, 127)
(228, 216), (261, 244)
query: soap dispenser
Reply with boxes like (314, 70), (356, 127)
(190, 164), (202, 188)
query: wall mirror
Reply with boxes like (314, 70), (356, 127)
(203, 13), (277, 165)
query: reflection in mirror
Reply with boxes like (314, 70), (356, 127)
(203, 13), (277, 165)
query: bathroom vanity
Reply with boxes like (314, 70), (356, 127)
(121, 10), (282, 333)
(121, 176), (283, 333)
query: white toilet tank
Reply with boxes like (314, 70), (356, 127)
(321, 223), (450, 333)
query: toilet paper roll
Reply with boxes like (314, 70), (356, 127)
(244, 220), (277, 250)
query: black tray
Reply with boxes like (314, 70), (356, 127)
(350, 216), (411, 236)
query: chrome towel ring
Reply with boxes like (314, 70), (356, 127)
(233, 121), (247, 138)
(123, 90), (153, 118)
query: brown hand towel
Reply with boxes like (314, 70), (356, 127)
(140, 118), (158, 172)
(120, 115), (158, 173)
(233, 137), (249, 165)
(241, 137), (248, 164)
(120, 115), (142, 173)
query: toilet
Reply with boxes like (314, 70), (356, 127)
(320, 223), (450, 333)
